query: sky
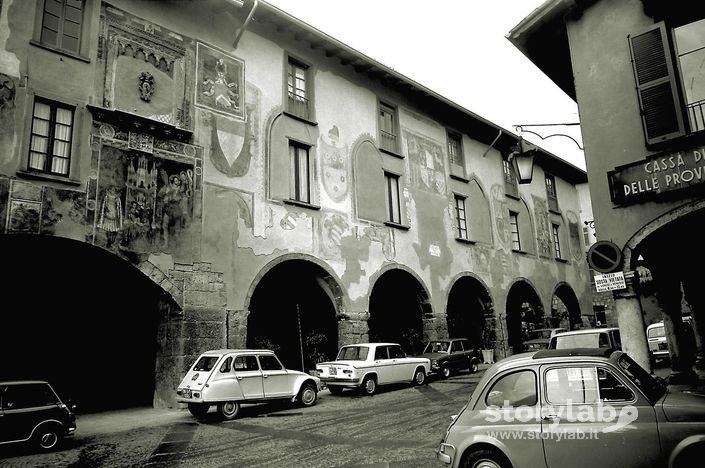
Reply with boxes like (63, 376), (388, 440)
(264, 0), (587, 171)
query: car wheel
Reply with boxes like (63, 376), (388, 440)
(298, 383), (318, 407)
(328, 386), (344, 395)
(188, 403), (209, 418)
(461, 448), (508, 468)
(34, 424), (62, 451)
(441, 365), (451, 379)
(217, 401), (240, 420)
(360, 376), (377, 396)
(469, 357), (480, 374)
(413, 368), (426, 386)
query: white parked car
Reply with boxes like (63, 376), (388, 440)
(315, 343), (431, 395)
(176, 349), (321, 420)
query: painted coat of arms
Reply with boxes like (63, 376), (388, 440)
(196, 42), (245, 120)
(319, 126), (349, 203)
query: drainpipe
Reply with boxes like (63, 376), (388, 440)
(232, 0), (259, 49)
(481, 129), (503, 158)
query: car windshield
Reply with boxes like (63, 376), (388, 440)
(424, 341), (450, 353)
(528, 330), (553, 340)
(337, 346), (369, 361)
(555, 334), (604, 349)
(193, 356), (220, 371)
(647, 326), (665, 339)
(615, 353), (666, 403)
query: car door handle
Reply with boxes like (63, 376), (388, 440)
(236, 376), (243, 380)
(263, 375), (268, 378)
(542, 414), (559, 420)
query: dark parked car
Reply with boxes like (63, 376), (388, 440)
(0, 381), (76, 451)
(418, 339), (481, 378)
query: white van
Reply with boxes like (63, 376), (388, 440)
(548, 327), (622, 350)
(176, 349), (321, 420)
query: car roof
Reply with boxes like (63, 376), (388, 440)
(532, 348), (613, 360)
(488, 348), (615, 374)
(0, 380), (50, 386)
(201, 349), (274, 355)
(340, 342), (401, 347)
(554, 327), (619, 336)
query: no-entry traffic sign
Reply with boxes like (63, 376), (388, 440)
(587, 241), (623, 273)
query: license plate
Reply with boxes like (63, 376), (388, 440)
(330, 367), (337, 375)
(183, 389), (191, 398)
(659, 343), (668, 350)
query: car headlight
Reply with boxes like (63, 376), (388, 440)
(431, 359), (438, 366)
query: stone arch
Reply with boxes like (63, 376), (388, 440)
(368, 263), (432, 354)
(505, 278), (545, 355)
(551, 282), (582, 330)
(445, 272), (495, 349)
(245, 253), (346, 371)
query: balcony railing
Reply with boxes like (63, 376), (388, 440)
(287, 92), (311, 121)
(687, 99), (705, 133)
(380, 129), (398, 153)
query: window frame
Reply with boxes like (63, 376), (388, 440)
(31, 0), (90, 62)
(384, 171), (403, 226)
(545, 173), (560, 213)
(509, 210), (521, 251)
(378, 100), (401, 156)
(483, 369), (538, 409)
(284, 53), (314, 123)
(27, 96), (75, 178)
(503, 154), (519, 199)
(454, 193), (469, 240)
(288, 139), (311, 205)
(447, 129), (466, 180)
(552, 222), (562, 260)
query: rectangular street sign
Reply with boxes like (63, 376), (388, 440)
(594, 272), (626, 292)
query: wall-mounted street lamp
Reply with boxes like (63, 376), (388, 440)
(509, 137), (538, 184)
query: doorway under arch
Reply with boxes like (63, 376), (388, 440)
(246, 259), (340, 372)
(551, 283), (582, 329)
(506, 280), (544, 355)
(368, 268), (429, 355)
(446, 275), (493, 349)
(0, 234), (167, 413)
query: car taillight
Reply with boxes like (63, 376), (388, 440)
(342, 369), (352, 374)
(193, 392), (200, 398)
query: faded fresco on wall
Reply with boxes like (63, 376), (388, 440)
(7, 180), (42, 233)
(566, 210), (583, 261)
(491, 185), (509, 248)
(404, 130), (446, 195)
(0, 72), (16, 173)
(41, 187), (86, 239)
(196, 42), (245, 120)
(318, 211), (349, 260)
(470, 243), (492, 275)
(89, 125), (203, 262)
(319, 126), (349, 203)
(533, 196), (552, 259)
(202, 83), (260, 178)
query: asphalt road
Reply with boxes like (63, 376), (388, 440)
(0, 370), (484, 468)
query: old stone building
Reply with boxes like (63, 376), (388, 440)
(0, 0), (589, 409)
(509, 0), (705, 381)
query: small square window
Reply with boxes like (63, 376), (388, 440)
(28, 97), (74, 177)
(40, 0), (85, 54)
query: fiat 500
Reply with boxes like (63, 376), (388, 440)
(315, 342), (430, 395)
(437, 348), (705, 468)
(176, 349), (321, 420)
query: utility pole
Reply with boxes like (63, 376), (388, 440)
(297, 304), (305, 372)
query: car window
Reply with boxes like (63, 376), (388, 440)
(461, 340), (470, 351)
(337, 346), (369, 361)
(259, 355), (284, 371)
(424, 341), (449, 353)
(485, 370), (537, 408)
(612, 330), (622, 349)
(599, 333), (610, 348)
(193, 356), (220, 371)
(450, 341), (461, 353)
(374, 346), (389, 360)
(233, 355), (260, 371)
(597, 367), (634, 401)
(219, 356), (232, 373)
(3, 383), (58, 410)
(616, 353), (666, 404)
(555, 334), (598, 349)
(647, 325), (665, 339)
(546, 367), (599, 404)
(389, 345), (405, 359)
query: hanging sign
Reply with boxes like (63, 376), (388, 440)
(594, 272), (627, 292)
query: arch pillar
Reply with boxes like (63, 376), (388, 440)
(337, 310), (370, 347)
(613, 272), (651, 373)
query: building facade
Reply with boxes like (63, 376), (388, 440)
(0, 0), (589, 409)
(510, 0), (705, 381)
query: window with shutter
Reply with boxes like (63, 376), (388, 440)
(628, 22), (686, 145)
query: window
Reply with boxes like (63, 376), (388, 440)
(233, 355), (260, 371)
(545, 173), (559, 212)
(485, 370), (537, 408)
(503, 155), (519, 198)
(385, 172), (401, 224)
(447, 130), (465, 178)
(219, 356), (232, 373)
(374, 346), (389, 360)
(597, 367), (634, 401)
(509, 211), (521, 251)
(389, 346), (406, 359)
(286, 57), (312, 120)
(454, 194), (468, 240)
(546, 367), (600, 404)
(3, 384), (58, 410)
(289, 141), (310, 203)
(193, 356), (219, 371)
(378, 101), (399, 154)
(258, 355), (283, 371)
(582, 225), (591, 246)
(39, 0), (85, 54)
(552, 223), (562, 259)
(628, 19), (705, 144)
(29, 97), (74, 177)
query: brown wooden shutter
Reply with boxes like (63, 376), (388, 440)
(628, 22), (686, 145)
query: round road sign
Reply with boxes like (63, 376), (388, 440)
(587, 241), (623, 273)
